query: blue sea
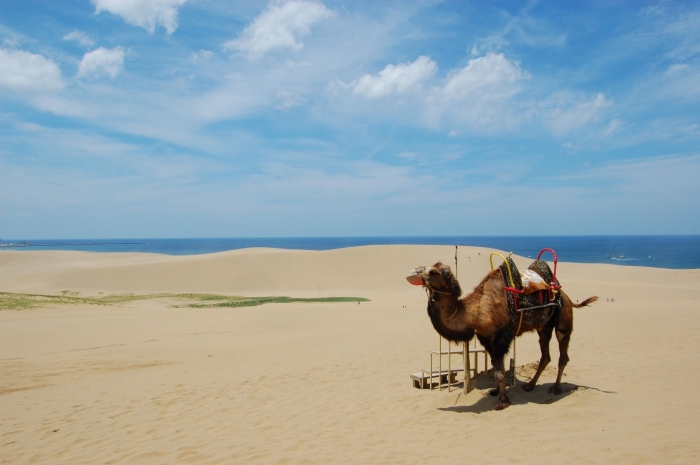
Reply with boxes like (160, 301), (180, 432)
(1, 236), (699, 269)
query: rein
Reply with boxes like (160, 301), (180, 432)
(424, 281), (459, 321)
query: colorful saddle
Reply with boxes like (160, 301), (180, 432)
(498, 257), (562, 328)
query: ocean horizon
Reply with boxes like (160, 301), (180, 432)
(1, 235), (699, 270)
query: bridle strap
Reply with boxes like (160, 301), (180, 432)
(424, 282), (459, 321)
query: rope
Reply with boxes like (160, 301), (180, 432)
(442, 305), (459, 321)
(424, 282), (459, 321)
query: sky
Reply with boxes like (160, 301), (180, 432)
(1, 0), (699, 239)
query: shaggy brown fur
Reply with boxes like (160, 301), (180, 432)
(414, 262), (598, 411)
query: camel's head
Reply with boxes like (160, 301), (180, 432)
(406, 262), (461, 296)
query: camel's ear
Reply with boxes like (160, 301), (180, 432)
(441, 266), (452, 279)
(440, 265), (461, 295)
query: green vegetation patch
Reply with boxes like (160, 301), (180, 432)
(0, 291), (188, 310)
(186, 296), (369, 308)
(0, 293), (41, 310)
(0, 292), (368, 311)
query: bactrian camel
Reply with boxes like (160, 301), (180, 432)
(407, 260), (597, 410)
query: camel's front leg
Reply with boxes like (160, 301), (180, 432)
(522, 327), (553, 392)
(491, 357), (511, 410)
(550, 328), (571, 395)
(481, 327), (514, 410)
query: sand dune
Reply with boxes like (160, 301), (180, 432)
(1, 246), (699, 464)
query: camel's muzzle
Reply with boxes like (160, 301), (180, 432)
(406, 267), (425, 286)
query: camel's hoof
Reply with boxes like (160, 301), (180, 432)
(548, 385), (562, 395)
(521, 383), (535, 392)
(489, 388), (499, 397)
(495, 402), (511, 411)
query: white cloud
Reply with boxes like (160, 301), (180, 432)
(602, 119), (620, 138)
(0, 48), (64, 91)
(659, 62), (700, 100)
(275, 89), (304, 109)
(659, 7), (700, 61)
(560, 154), (700, 218)
(92, 0), (188, 34)
(328, 53), (529, 131)
(438, 53), (529, 102)
(62, 30), (95, 47)
(223, 0), (334, 60)
(352, 56), (437, 99)
(665, 63), (690, 75)
(78, 47), (125, 79)
(471, 36), (508, 56)
(190, 49), (213, 62)
(325, 78), (351, 96)
(188, 77), (272, 123)
(541, 92), (613, 136)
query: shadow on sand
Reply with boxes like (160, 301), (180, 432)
(438, 373), (615, 414)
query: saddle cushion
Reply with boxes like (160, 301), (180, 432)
(521, 269), (550, 294)
(498, 257), (562, 328)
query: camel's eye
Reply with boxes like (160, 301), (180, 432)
(429, 270), (439, 277)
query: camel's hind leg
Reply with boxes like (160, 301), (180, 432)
(550, 328), (571, 395)
(522, 326), (554, 392)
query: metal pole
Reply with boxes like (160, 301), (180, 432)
(463, 342), (469, 394)
(430, 343), (434, 390)
(512, 338), (517, 387)
(448, 340), (452, 392)
(438, 335), (442, 390)
(455, 245), (458, 278)
(452, 246), (457, 392)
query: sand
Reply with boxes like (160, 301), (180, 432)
(1, 245), (699, 464)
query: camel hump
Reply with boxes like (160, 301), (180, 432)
(527, 259), (558, 287)
(498, 258), (560, 290)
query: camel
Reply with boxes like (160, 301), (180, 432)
(407, 260), (598, 410)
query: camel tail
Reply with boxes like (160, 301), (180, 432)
(573, 296), (598, 308)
